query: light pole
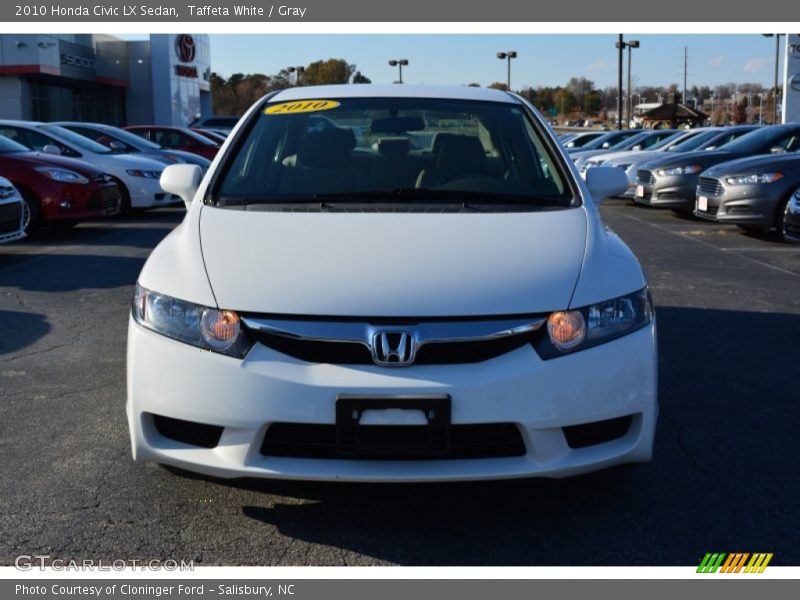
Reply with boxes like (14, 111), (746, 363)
(388, 59), (408, 84)
(496, 51), (517, 91)
(615, 35), (624, 129)
(759, 92), (765, 124)
(626, 40), (640, 126)
(763, 34), (784, 123)
(286, 66), (304, 86)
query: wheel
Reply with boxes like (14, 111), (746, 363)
(774, 195), (791, 243)
(18, 188), (42, 234)
(111, 177), (131, 214)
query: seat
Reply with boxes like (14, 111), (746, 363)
(278, 127), (367, 195)
(416, 134), (489, 188)
(368, 137), (421, 190)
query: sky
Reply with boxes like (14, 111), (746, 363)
(121, 33), (784, 90)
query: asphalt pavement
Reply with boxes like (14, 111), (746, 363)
(0, 201), (798, 566)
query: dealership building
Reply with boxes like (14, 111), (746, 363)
(0, 34), (212, 126)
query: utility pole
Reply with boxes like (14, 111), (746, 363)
(617, 34), (624, 130)
(683, 47), (688, 105)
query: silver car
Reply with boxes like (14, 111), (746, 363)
(694, 153), (800, 241)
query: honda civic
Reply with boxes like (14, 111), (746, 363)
(127, 85), (657, 482)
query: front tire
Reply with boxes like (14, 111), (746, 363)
(774, 195), (792, 243)
(111, 177), (132, 214)
(19, 188), (42, 234)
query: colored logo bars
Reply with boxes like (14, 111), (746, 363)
(697, 552), (773, 573)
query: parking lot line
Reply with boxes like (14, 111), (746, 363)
(612, 210), (799, 278)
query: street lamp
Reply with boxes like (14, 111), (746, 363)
(388, 59), (408, 84)
(496, 51), (517, 91)
(763, 34), (784, 124)
(286, 66), (304, 86)
(615, 37), (639, 129)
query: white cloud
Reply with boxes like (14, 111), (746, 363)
(708, 55), (724, 68)
(587, 58), (609, 73)
(744, 57), (771, 73)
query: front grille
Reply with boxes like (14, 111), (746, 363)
(562, 415), (633, 449)
(261, 422), (526, 460)
(698, 177), (723, 196)
(151, 414), (223, 448)
(249, 330), (534, 365)
(0, 202), (22, 234)
(637, 169), (655, 184)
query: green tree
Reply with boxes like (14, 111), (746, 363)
(352, 71), (371, 84)
(302, 59), (355, 85)
(488, 82), (508, 91)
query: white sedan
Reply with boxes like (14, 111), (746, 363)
(0, 176), (25, 244)
(0, 121), (176, 211)
(127, 85), (658, 482)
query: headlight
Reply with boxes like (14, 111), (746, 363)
(126, 169), (163, 179)
(725, 172), (783, 185)
(0, 185), (17, 199)
(535, 288), (653, 359)
(132, 284), (252, 358)
(656, 165), (702, 176)
(33, 166), (89, 184)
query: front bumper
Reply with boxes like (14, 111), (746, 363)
(0, 198), (25, 243)
(784, 196), (800, 242)
(127, 317), (659, 482)
(123, 175), (180, 209)
(694, 181), (783, 229)
(633, 174), (696, 209)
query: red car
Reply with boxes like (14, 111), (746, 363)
(0, 134), (120, 233)
(124, 126), (220, 161)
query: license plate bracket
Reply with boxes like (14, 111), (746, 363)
(335, 395), (451, 457)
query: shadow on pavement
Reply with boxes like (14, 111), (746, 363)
(0, 309), (51, 356)
(0, 254), (147, 292)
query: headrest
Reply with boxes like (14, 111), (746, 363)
(378, 137), (410, 161)
(298, 127), (356, 168)
(431, 132), (460, 155)
(436, 135), (486, 173)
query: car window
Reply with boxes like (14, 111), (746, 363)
(0, 126), (80, 157)
(38, 125), (110, 154)
(214, 96), (572, 209)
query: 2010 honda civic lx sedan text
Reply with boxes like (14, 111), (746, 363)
(127, 85), (658, 482)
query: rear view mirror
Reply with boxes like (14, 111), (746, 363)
(586, 166), (628, 204)
(631, 144), (642, 151)
(109, 140), (128, 152)
(371, 116), (425, 134)
(42, 144), (61, 156)
(601, 142), (611, 148)
(160, 164), (202, 209)
(771, 146), (787, 154)
(704, 145), (716, 151)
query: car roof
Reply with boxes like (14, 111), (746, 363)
(0, 119), (44, 128)
(270, 84), (518, 104)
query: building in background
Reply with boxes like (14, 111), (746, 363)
(0, 34), (211, 126)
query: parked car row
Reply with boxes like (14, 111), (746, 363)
(0, 119), (229, 239)
(560, 122), (800, 243)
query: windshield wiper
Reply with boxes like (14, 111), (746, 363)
(312, 188), (563, 206)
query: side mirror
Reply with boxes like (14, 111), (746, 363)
(601, 142), (610, 148)
(109, 140), (128, 152)
(704, 145), (716, 151)
(42, 144), (62, 156)
(160, 164), (202, 209)
(586, 166), (628, 204)
(631, 144), (642, 151)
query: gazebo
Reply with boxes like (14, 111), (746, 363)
(641, 98), (708, 129)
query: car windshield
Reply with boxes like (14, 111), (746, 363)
(666, 130), (719, 152)
(103, 127), (163, 151)
(0, 134), (29, 154)
(648, 130), (695, 151)
(580, 131), (639, 150)
(38, 125), (111, 154)
(214, 96), (572, 208)
(718, 126), (800, 153)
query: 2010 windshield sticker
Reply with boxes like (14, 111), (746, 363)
(264, 100), (341, 115)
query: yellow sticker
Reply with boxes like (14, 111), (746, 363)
(264, 100), (340, 115)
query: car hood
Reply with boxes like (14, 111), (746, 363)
(11, 151), (104, 176)
(702, 153), (800, 177)
(199, 207), (588, 316)
(639, 149), (739, 171)
(602, 150), (663, 166)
